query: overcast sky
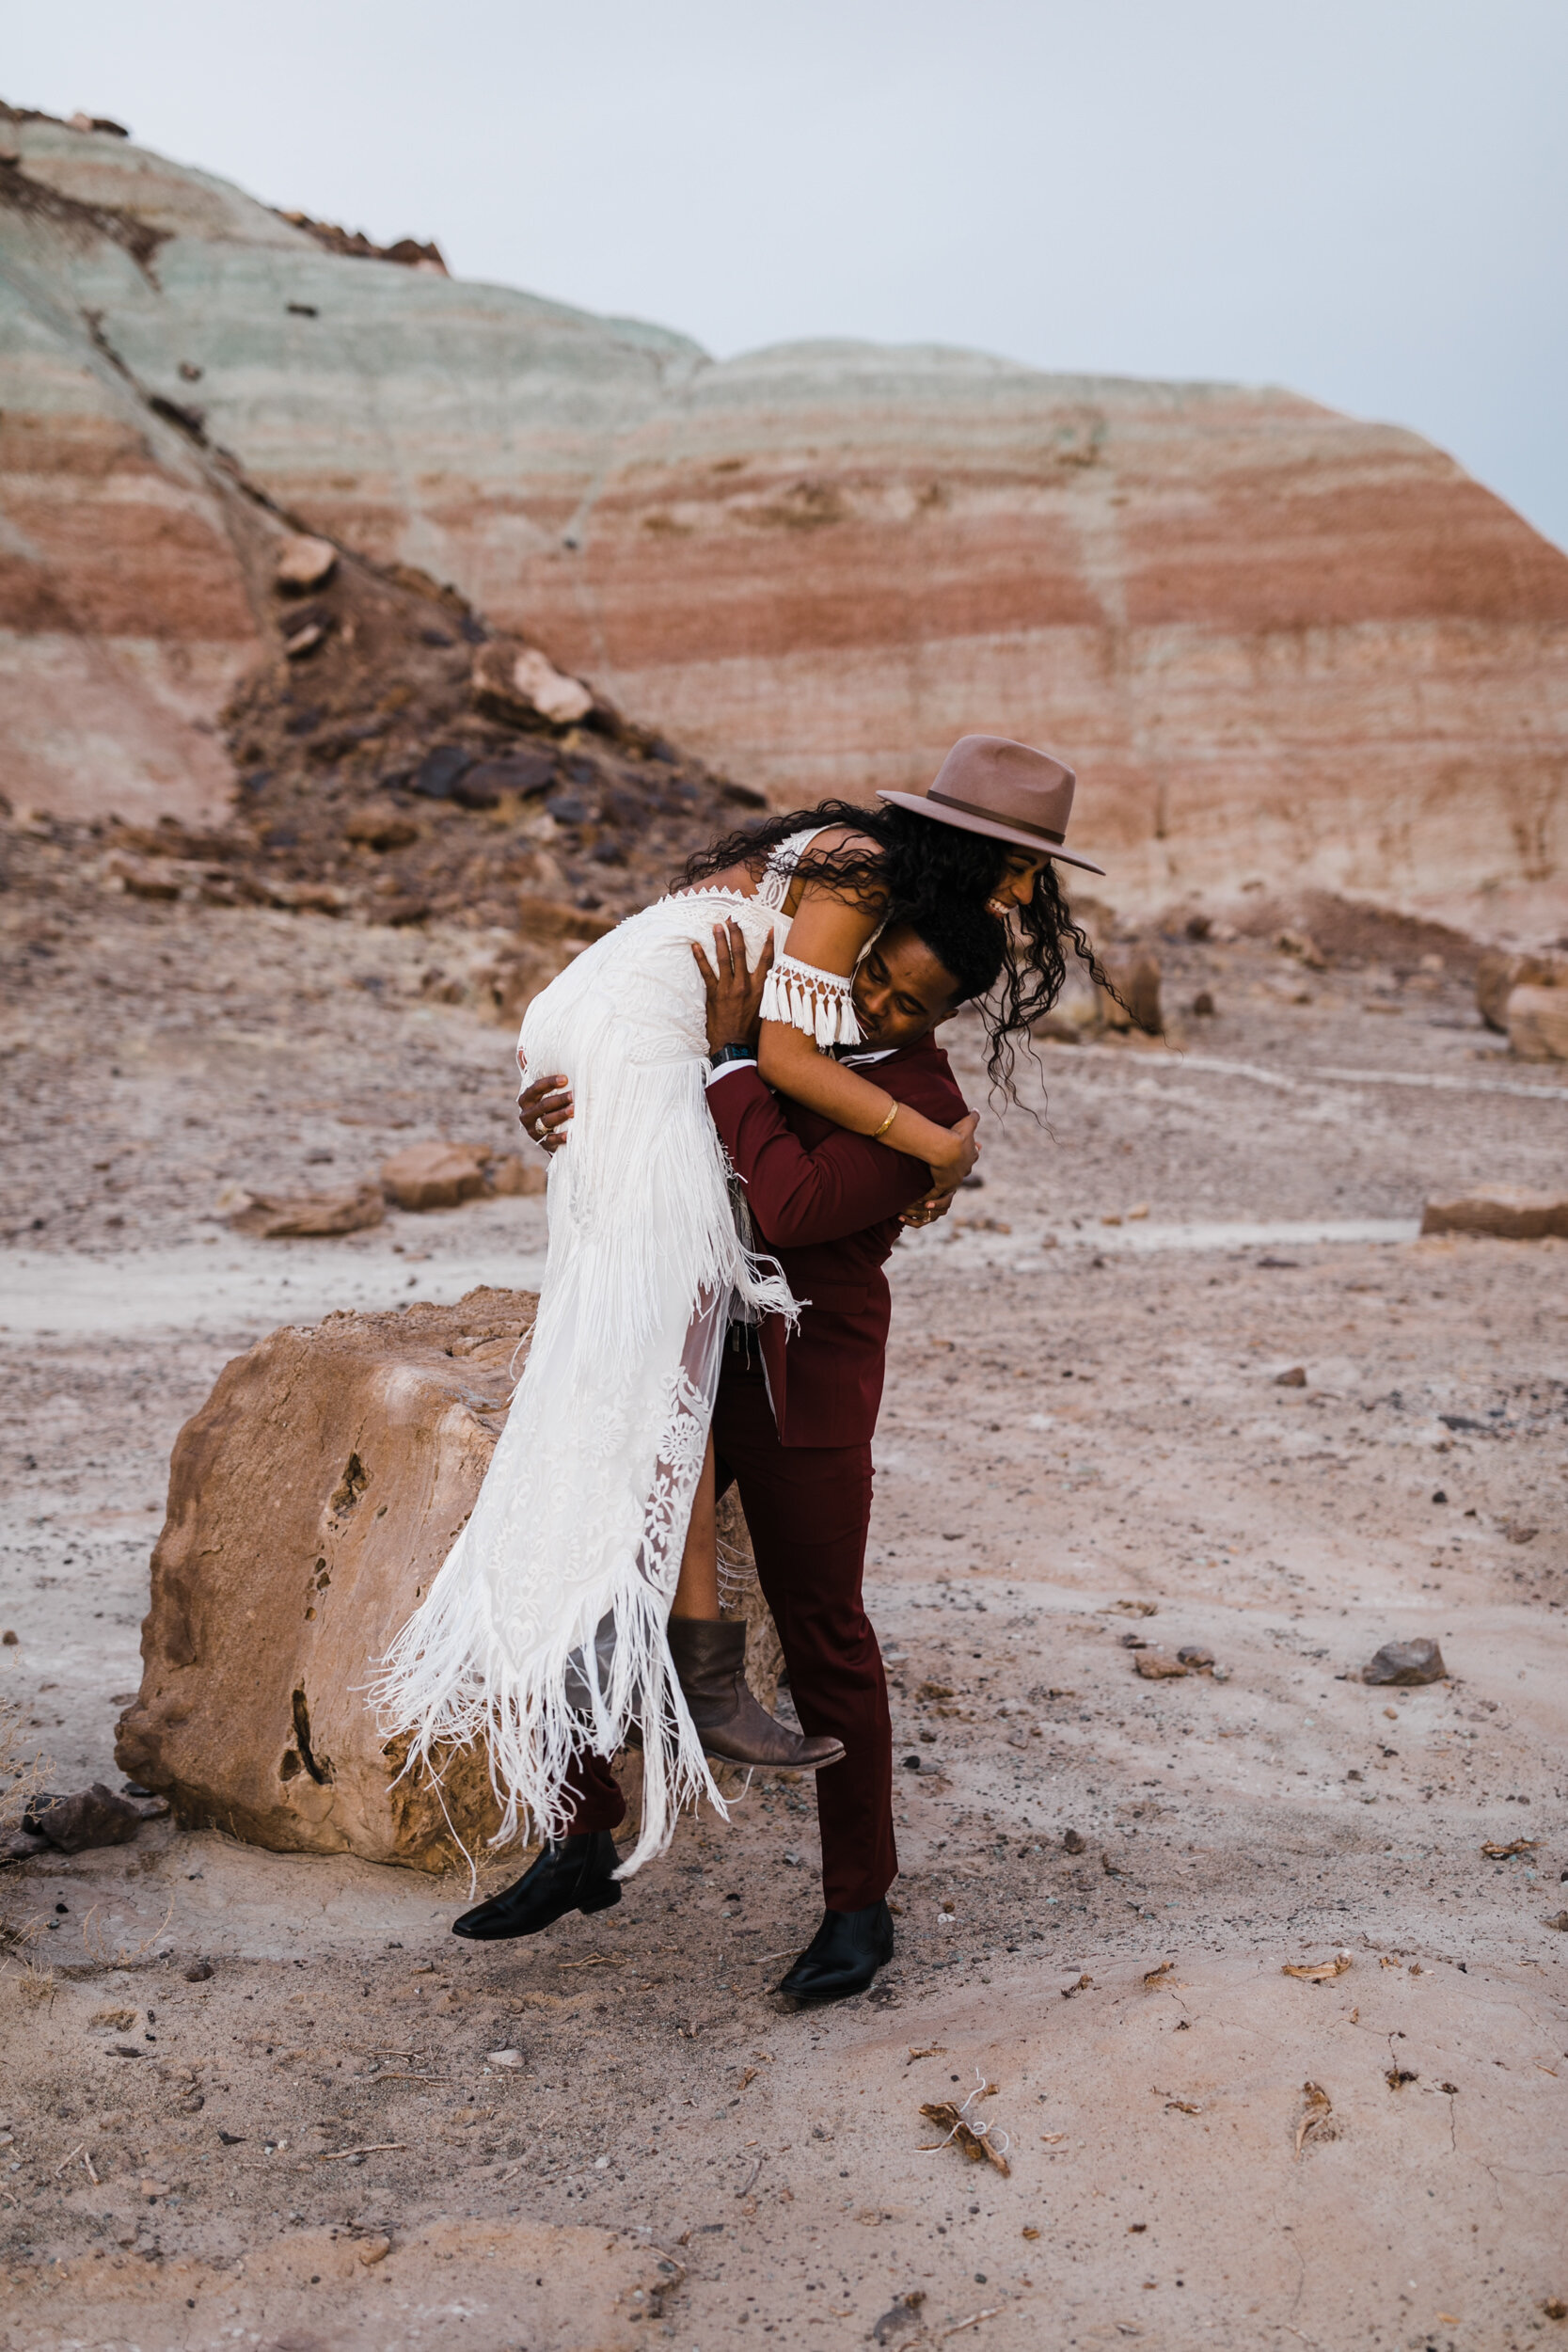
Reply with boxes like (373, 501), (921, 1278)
(9, 0), (1566, 548)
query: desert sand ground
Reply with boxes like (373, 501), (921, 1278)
(1, 882), (1566, 2352)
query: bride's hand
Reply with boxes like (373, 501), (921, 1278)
(900, 1182), (956, 1230)
(924, 1112), (980, 1194)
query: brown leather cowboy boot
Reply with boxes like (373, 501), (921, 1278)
(667, 1619), (845, 1772)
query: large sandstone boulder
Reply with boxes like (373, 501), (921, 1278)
(116, 1289), (534, 1868)
(223, 1180), (385, 1238)
(1506, 984), (1568, 1063)
(116, 1285), (778, 1870)
(1485, 950), (1560, 1035)
(380, 1140), (492, 1211)
(378, 1140), (548, 1209)
(1475, 950), (1568, 1030)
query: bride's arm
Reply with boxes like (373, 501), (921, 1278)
(755, 892), (976, 1186)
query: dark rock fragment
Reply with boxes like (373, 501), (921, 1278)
(1, 1827), (52, 1866)
(412, 745), (476, 800)
(24, 1783), (147, 1853)
(1362, 1638), (1446, 1687)
(455, 751), (557, 804)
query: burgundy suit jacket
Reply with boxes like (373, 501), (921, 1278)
(705, 1034), (968, 1448)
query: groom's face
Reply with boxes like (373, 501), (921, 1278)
(852, 926), (961, 1050)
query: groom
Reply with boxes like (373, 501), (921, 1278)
(458, 902), (1002, 2002)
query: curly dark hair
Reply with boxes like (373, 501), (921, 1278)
(681, 797), (1113, 1090)
(896, 897), (1007, 1010)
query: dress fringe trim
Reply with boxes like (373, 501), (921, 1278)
(760, 954), (863, 1049)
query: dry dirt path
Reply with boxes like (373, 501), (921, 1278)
(2, 892), (1565, 2350)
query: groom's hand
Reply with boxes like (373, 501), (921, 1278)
(692, 920), (773, 1053)
(517, 1071), (573, 1152)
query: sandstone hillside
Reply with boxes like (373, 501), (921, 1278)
(2, 102), (1565, 927)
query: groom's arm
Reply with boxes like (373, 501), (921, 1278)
(706, 1058), (966, 1249)
(692, 911), (967, 1247)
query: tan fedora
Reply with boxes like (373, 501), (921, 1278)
(879, 734), (1104, 876)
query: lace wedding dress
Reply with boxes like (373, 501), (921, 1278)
(373, 834), (861, 1875)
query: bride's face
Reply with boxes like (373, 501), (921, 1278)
(987, 850), (1046, 916)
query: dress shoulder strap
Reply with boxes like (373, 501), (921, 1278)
(754, 827), (824, 913)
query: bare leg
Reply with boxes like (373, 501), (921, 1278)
(669, 1434), (719, 1621)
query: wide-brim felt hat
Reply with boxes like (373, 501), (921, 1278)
(879, 733), (1105, 876)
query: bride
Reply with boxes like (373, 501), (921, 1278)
(374, 734), (1105, 1876)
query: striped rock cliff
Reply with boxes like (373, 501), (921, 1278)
(3, 105), (1564, 921)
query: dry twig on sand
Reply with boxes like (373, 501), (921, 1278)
(1282, 1949), (1353, 1981)
(1294, 2081), (1333, 2158)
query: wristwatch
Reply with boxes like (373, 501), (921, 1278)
(708, 1042), (757, 1070)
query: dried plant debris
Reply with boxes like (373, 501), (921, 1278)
(1282, 1949), (1354, 1982)
(1294, 2080), (1334, 2158)
(1480, 1838), (1538, 1860)
(920, 2073), (1012, 2177)
(1060, 1973), (1094, 1999)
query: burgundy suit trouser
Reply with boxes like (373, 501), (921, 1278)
(562, 1346), (896, 1914)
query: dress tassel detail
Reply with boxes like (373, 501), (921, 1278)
(760, 954), (863, 1050)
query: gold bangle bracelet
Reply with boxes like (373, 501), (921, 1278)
(870, 1095), (898, 1141)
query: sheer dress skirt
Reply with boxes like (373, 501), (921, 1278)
(372, 887), (801, 1875)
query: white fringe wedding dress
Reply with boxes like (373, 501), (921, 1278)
(373, 836), (862, 1875)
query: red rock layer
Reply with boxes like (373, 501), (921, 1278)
(4, 115), (1564, 915)
(531, 351), (1568, 911)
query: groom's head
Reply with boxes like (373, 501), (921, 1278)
(851, 903), (1006, 1052)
